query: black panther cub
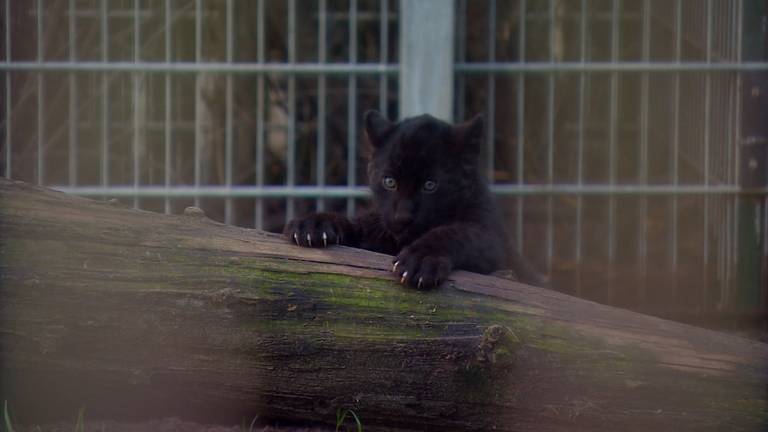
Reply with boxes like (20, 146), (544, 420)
(284, 110), (544, 288)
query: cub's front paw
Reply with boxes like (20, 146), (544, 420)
(392, 246), (453, 289)
(283, 213), (352, 248)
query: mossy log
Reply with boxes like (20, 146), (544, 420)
(0, 178), (766, 431)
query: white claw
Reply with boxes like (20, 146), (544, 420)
(392, 261), (400, 273)
(400, 271), (408, 284)
(322, 232), (328, 247)
(418, 277), (423, 289)
(293, 232), (299, 246)
(307, 233), (312, 247)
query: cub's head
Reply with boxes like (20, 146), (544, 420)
(363, 110), (485, 241)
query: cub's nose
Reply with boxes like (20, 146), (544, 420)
(394, 213), (413, 225)
(391, 200), (414, 231)
(390, 211), (413, 232)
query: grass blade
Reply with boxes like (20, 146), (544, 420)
(74, 407), (86, 432)
(335, 408), (362, 432)
(3, 401), (15, 432)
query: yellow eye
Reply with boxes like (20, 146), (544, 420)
(423, 180), (438, 193)
(382, 176), (397, 190)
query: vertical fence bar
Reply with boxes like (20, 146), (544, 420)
(5, 0), (11, 179)
(607, 0), (620, 273)
(164, 0), (172, 214)
(714, 1), (726, 291)
(545, 0), (555, 275)
(255, 0), (265, 229)
(68, 0), (78, 188)
(316, 0), (327, 212)
(516, 0), (526, 252)
(194, 0), (202, 208)
(346, 0), (358, 218)
(486, 0), (496, 181)
(456, 0), (466, 122)
(725, 1), (740, 296)
(36, 0), (44, 185)
(132, 0), (141, 209)
(703, 0), (713, 292)
(286, 0), (297, 223)
(575, 0), (587, 296)
(101, 0), (109, 191)
(225, 0), (234, 224)
(732, 0), (744, 297)
(379, 0), (389, 115)
(671, 0), (681, 272)
(638, 0), (650, 305)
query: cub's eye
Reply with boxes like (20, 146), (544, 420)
(382, 176), (397, 190)
(422, 180), (438, 193)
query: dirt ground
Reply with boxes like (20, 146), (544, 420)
(15, 418), (334, 432)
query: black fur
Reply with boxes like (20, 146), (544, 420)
(284, 111), (545, 288)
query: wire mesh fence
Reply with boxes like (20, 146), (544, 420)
(1, 0), (766, 330)
(453, 0), (768, 326)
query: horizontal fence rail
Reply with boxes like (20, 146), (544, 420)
(2, 61), (768, 74)
(0, 61), (399, 75)
(49, 184), (768, 198)
(454, 61), (768, 73)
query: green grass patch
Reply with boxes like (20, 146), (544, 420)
(336, 408), (363, 432)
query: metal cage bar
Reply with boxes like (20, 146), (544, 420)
(607, 0), (621, 272)
(255, 0), (266, 230)
(638, 0), (650, 305)
(575, 0), (588, 297)
(164, 0), (172, 215)
(68, 0), (78, 188)
(132, 0), (142, 209)
(346, 0), (358, 218)
(224, 0), (234, 224)
(485, 0), (496, 181)
(36, 0), (44, 186)
(379, 0), (389, 115)
(4, 0), (11, 179)
(703, 0), (713, 275)
(455, 0), (466, 122)
(51, 183), (768, 198)
(0, 61), (400, 74)
(515, 0), (526, 253)
(193, 0), (202, 208)
(671, 0), (682, 273)
(546, 0), (555, 275)
(286, 0), (297, 223)
(100, 0), (110, 191)
(317, 0), (328, 213)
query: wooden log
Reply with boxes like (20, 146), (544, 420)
(0, 177), (766, 431)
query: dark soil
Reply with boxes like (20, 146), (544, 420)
(14, 418), (334, 432)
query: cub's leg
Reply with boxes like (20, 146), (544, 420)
(392, 223), (504, 289)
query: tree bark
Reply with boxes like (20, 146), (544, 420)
(0, 178), (766, 431)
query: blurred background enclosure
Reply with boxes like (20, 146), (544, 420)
(1, 0), (767, 333)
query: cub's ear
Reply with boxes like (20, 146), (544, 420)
(364, 110), (394, 148)
(454, 113), (484, 155)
